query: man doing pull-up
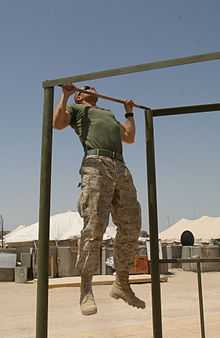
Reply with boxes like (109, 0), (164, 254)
(53, 84), (145, 315)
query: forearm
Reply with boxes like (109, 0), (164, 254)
(53, 94), (70, 129)
(121, 117), (136, 143)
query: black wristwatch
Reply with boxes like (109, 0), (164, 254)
(125, 112), (134, 118)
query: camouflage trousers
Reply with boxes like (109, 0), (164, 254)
(76, 155), (141, 275)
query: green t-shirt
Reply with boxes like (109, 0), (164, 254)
(67, 104), (123, 154)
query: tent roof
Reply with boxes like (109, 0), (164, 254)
(5, 211), (117, 243)
(159, 216), (220, 242)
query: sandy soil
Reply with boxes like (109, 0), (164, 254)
(0, 269), (220, 338)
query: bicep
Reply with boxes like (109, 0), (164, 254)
(54, 110), (71, 130)
(59, 110), (71, 129)
(64, 110), (71, 127)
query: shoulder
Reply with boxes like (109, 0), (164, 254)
(93, 106), (116, 119)
(67, 103), (83, 114)
(97, 106), (113, 114)
(68, 103), (87, 119)
(68, 104), (86, 127)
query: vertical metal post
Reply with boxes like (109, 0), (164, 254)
(145, 110), (163, 338)
(197, 260), (206, 338)
(36, 87), (54, 338)
(0, 215), (4, 248)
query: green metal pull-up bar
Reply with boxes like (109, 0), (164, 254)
(37, 51), (220, 338)
(43, 51), (220, 88)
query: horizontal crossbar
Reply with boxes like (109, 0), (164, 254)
(152, 103), (220, 116)
(43, 51), (220, 88)
(160, 258), (220, 263)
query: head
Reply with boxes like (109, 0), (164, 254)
(74, 85), (98, 106)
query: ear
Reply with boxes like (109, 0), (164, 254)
(74, 92), (81, 103)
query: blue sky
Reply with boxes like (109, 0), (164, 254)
(1, 0), (220, 231)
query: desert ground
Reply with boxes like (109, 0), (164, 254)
(1, 269), (220, 338)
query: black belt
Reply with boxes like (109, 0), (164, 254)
(85, 149), (124, 162)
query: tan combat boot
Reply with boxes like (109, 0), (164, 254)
(110, 271), (145, 309)
(80, 275), (97, 316)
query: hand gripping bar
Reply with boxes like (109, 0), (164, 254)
(59, 84), (150, 111)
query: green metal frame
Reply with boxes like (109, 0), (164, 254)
(37, 87), (54, 338)
(37, 51), (220, 338)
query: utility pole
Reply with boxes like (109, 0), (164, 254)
(0, 215), (4, 248)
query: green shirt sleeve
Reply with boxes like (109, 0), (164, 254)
(67, 104), (80, 128)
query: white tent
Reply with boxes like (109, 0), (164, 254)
(159, 216), (220, 242)
(5, 211), (117, 243)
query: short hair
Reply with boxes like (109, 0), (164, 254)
(74, 85), (97, 103)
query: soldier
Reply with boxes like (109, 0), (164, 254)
(53, 84), (145, 315)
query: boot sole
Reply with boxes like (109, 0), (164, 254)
(81, 307), (98, 316)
